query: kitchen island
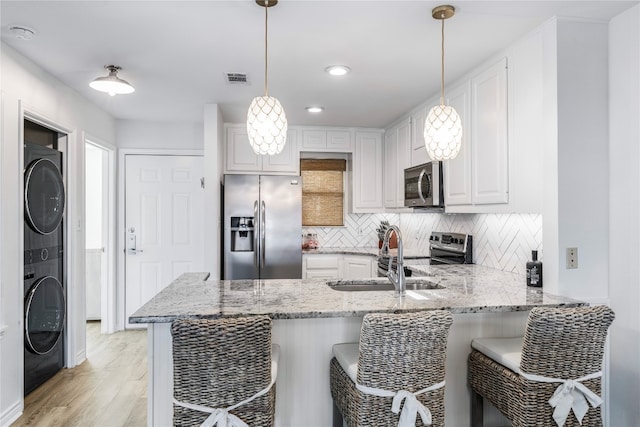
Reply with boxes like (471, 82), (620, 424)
(130, 265), (585, 427)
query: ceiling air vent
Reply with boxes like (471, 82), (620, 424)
(225, 72), (249, 85)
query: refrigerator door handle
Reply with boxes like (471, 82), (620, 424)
(254, 200), (259, 268)
(261, 201), (266, 269)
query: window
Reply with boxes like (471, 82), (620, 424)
(300, 159), (346, 226)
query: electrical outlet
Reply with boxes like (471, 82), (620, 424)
(357, 227), (364, 236)
(566, 247), (578, 269)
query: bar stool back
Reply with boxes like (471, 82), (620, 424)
(171, 316), (278, 426)
(468, 305), (615, 427)
(330, 310), (453, 427)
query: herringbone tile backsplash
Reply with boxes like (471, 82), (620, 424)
(303, 213), (542, 275)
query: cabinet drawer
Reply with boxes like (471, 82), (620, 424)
(305, 255), (340, 269)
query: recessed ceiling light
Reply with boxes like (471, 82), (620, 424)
(325, 65), (351, 76)
(306, 106), (324, 113)
(10, 26), (36, 41)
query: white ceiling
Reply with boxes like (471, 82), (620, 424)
(1, 1), (637, 128)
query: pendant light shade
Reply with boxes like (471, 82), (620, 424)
(425, 104), (462, 160)
(247, 95), (288, 155)
(247, 0), (287, 156)
(89, 65), (134, 96)
(424, 5), (462, 161)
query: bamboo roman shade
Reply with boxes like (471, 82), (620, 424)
(301, 159), (346, 226)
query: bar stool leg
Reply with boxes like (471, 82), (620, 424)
(471, 389), (483, 427)
(332, 400), (344, 427)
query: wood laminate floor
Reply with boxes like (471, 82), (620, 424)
(14, 321), (147, 427)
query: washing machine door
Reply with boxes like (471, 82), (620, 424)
(25, 276), (66, 355)
(24, 158), (65, 235)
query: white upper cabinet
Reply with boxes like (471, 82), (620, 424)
(410, 105), (430, 167)
(301, 129), (352, 152)
(225, 125), (299, 174)
(471, 57), (509, 205)
(352, 131), (384, 212)
(443, 57), (509, 211)
(443, 81), (472, 205)
(384, 118), (411, 208)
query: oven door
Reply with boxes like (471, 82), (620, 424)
(430, 247), (468, 265)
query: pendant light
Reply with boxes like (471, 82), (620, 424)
(247, 0), (288, 156)
(424, 5), (462, 161)
(89, 65), (135, 96)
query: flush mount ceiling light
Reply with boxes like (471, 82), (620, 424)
(306, 106), (324, 113)
(247, 0), (288, 156)
(424, 5), (462, 161)
(89, 65), (135, 97)
(325, 65), (351, 76)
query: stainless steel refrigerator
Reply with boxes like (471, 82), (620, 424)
(223, 174), (302, 280)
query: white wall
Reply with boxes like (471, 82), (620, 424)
(0, 43), (116, 424)
(608, 5), (640, 425)
(541, 18), (610, 301)
(116, 119), (203, 150)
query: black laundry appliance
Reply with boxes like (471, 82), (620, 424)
(23, 120), (66, 396)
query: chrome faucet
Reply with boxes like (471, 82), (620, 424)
(381, 225), (405, 297)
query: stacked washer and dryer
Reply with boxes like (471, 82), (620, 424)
(23, 120), (66, 396)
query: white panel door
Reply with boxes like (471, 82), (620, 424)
(125, 155), (204, 328)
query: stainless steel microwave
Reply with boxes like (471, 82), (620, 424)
(404, 162), (444, 209)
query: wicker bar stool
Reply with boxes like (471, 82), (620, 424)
(468, 305), (615, 427)
(330, 310), (453, 427)
(171, 316), (279, 427)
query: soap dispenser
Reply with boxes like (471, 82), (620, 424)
(526, 250), (543, 287)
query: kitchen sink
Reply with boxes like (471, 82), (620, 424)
(326, 278), (445, 292)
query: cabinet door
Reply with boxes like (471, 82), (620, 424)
(411, 106), (430, 167)
(301, 130), (327, 150)
(342, 256), (373, 279)
(444, 81), (472, 205)
(471, 58), (508, 204)
(396, 119), (412, 206)
(262, 129), (300, 174)
(327, 131), (352, 151)
(353, 132), (384, 212)
(225, 126), (261, 172)
(383, 128), (398, 208)
(303, 254), (342, 279)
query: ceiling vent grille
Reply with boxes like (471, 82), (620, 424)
(225, 72), (249, 85)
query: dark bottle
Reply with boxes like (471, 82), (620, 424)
(526, 250), (543, 287)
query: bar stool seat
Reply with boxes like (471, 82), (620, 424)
(330, 311), (453, 427)
(468, 305), (615, 427)
(171, 316), (279, 427)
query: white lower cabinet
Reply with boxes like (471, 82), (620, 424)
(342, 256), (375, 279)
(303, 254), (377, 279)
(302, 254), (342, 279)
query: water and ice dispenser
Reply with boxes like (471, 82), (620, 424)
(230, 216), (254, 252)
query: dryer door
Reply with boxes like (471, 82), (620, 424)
(24, 158), (65, 235)
(25, 276), (66, 355)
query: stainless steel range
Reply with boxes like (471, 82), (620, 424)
(429, 231), (473, 265)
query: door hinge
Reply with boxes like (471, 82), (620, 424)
(200, 177), (205, 189)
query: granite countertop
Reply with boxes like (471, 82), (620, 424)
(129, 266), (585, 324)
(303, 246), (429, 259)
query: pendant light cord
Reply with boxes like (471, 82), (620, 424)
(440, 15), (445, 105)
(264, 1), (269, 96)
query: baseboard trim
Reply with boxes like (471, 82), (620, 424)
(1, 399), (23, 426)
